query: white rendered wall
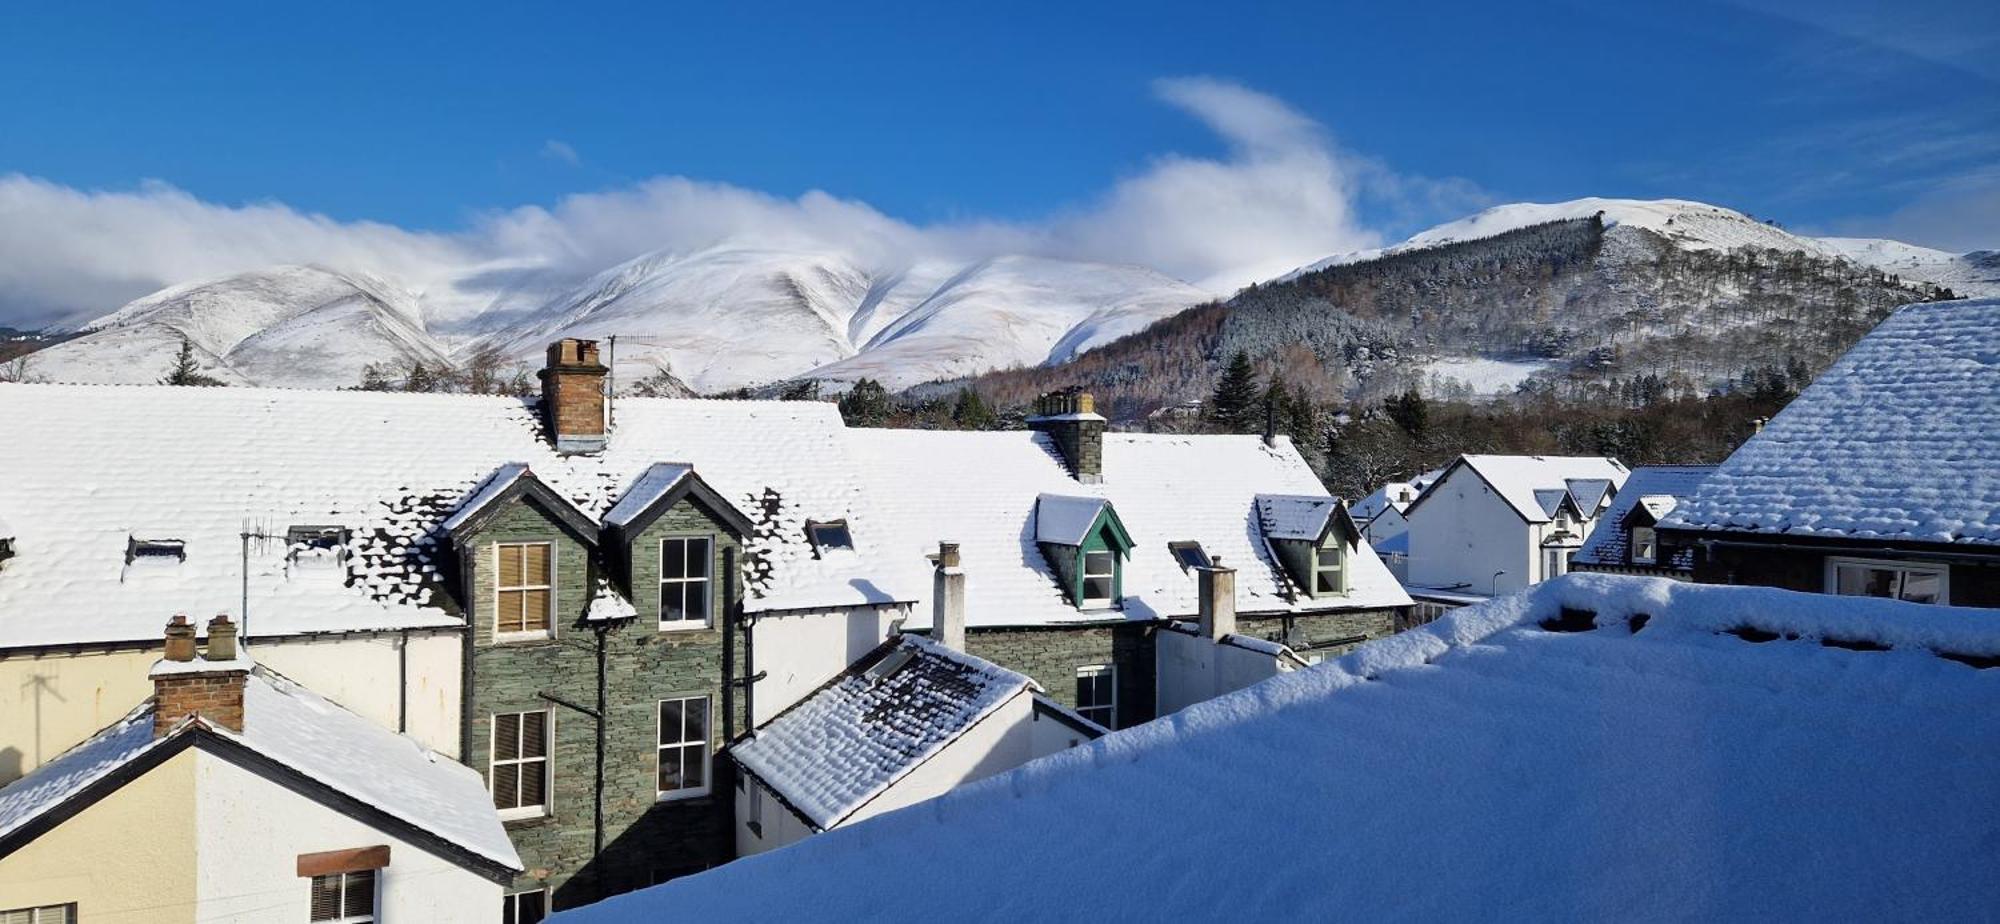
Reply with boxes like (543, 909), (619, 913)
(1028, 705), (1096, 756)
(0, 630), (462, 786)
(844, 691), (1035, 826)
(1406, 469), (1534, 595)
(734, 775), (817, 857)
(1155, 630), (1286, 716)
(748, 606), (901, 725)
(192, 750), (502, 922)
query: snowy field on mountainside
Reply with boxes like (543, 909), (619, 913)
(1421, 355), (1552, 396)
(554, 574), (2000, 922)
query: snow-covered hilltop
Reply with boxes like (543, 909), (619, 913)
(1282, 197), (2000, 297)
(23, 247), (1208, 393)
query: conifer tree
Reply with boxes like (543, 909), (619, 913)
(1209, 350), (1259, 432)
(950, 387), (995, 430)
(838, 378), (892, 427)
(160, 336), (224, 387)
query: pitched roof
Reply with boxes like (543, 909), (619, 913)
(1410, 454), (1630, 524)
(564, 574), (2000, 921)
(1033, 495), (1114, 546)
(1254, 494), (1340, 542)
(1347, 467), (1445, 523)
(0, 661), (520, 872)
(731, 636), (1032, 829)
(1664, 299), (2000, 546)
(848, 431), (1410, 629)
(0, 385), (910, 649)
(1575, 466), (1717, 568)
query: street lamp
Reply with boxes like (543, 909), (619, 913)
(1490, 570), (1507, 597)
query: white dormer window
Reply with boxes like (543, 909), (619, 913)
(1631, 527), (1658, 565)
(1081, 550), (1117, 607)
(1313, 536), (1345, 596)
(806, 519), (853, 554)
(1169, 541), (1211, 571)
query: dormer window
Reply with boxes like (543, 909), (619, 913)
(1314, 536), (1346, 596)
(1081, 551), (1117, 606)
(1033, 494), (1135, 611)
(287, 525), (351, 570)
(1169, 541), (1211, 572)
(1630, 526), (1658, 565)
(127, 537), (186, 564)
(806, 519), (853, 554)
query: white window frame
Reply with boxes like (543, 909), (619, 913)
(658, 536), (714, 630)
(1824, 556), (1951, 605)
(1630, 526), (1658, 565)
(1079, 550), (1116, 608)
(1312, 535), (1346, 596)
(493, 541), (557, 641)
(1075, 664), (1116, 729)
(308, 870), (376, 923)
(0, 905), (76, 924)
(656, 694), (713, 801)
(490, 709), (553, 821)
(503, 888), (549, 924)
(1542, 545), (1573, 581)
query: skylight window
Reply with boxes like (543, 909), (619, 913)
(126, 537), (186, 564)
(1169, 541), (1211, 571)
(866, 648), (916, 681)
(807, 519), (854, 553)
(287, 525), (351, 569)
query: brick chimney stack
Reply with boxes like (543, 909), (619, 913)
(1027, 389), (1106, 484)
(152, 614), (249, 737)
(932, 541), (966, 651)
(1197, 565), (1236, 642)
(540, 338), (609, 455)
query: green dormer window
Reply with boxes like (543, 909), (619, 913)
(1314, 536), (1346, 596)
(1035, 494), (1135, 610)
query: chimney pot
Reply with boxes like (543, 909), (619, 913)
(163, 614), (197, 662)
(206, 614), (239, 662)
(1197, 565), (1237, 642)
(540, 338), (609, 455)
(932, 541), (966, 651)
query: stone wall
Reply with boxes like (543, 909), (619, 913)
(1235, 608), (1400, 659)
(965, 623), (1156, 729)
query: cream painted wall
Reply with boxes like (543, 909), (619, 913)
(845, 691), (1034, 826)
(748, 606), (902, 725)
(0, 747), (199, 923)
(0, 630), (463, 786)
(734, 775), (817, 857)
(192, 751), (501, 923)
(1154, 630), (1288, 716)
(1407, 470), (1537, 595)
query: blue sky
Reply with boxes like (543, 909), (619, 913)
(0, 0), (1994, 326)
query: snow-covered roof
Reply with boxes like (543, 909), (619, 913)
(1664, 299), (2000, 546)
(0, 659), (520, 872)
(601, 462), (692, 529)
(1409, 454), (1630, 524)
(0, 385), (911, 649)
(558, 574), (2000, 922)
(848, 430), (1410, 629)
(1347, 468), (1445, 523)
(1253, 494), (1340, 542)
(1033, 494), (1112, 546)
(731, 636), (1032, 830)
(1575, 466), (1717, 568)
(437, 462), (532, 534)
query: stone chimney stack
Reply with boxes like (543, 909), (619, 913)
(1026, 389), (1106, 484)
(1197, 565), (1236, 642)
(540, 338), (609, 455)
(152, 614), (248, 738)
(932, 541), (966, 651)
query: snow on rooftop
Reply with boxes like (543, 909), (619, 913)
(1253, 494), (1337, 541)
(1665, 299), (2000, 545)
(555, 574), (2000, 922)
(1419, 454), (1630, 524)
(732, 635), (1030, 829)
(437, 461), (531, 534)
(1575, 466), (1718, 568)
(0, 385), (904, 648)
(0, 662), (520, 870)
(601, 462), (693, 529)
(848, 430), (1409, 629)
(1033, 494), (1111, 546)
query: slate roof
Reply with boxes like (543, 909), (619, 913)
(1033, 495), (1112, 546)
(0, 385), (909, 649)
(568, 574), (2000, 921)
(1409, 455), (1630, 525)
(0, 659), (520, 871)
(731, 635), (1032, 830)
(1664, 299), (2000, 546)
(1254, 495), (1342, 542)
(1575, 466), (1717, 568)
(849, 430), (1411, 629)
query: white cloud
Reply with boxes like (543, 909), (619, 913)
(0, 79), (1483, 328)
(1829, 170), (2000, 254)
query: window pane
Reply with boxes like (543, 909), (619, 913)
(662, 583), (687, 622)
(493, 763), (520, 809)
(685, 697), (708, 741)
(659, 753), (681, 791)
(521, 589), (550, 629)
(1900, 570), (1944, 604)
(1316, 571), (1340, 595)
(345, 870), (376, 917)
(520, 759), (546, 806)
(521, 712), (546, 758)
(310, 876), (342, 921)
(1082, 576), (1113, 600)
(660, 539), (686, 580)
(494, 714), (520, 760)
(687, 538), (711, 579)
(498, 545), (524, 587)
(1084, 550), (1113, 576)
(682, 744), (706, 788)
(660, 700), (684, 744)
(1837, 565), (1895, 597)
(523, 543), (551, 582)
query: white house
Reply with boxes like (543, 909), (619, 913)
(0, 616), (520, 923)
(1348, 468), (1443, 582)
(1403, 454), (1628, 596)
(553, 574), (2000, 921)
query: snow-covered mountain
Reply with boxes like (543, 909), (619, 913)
(23, 248), (1209, 393)
(1281, 198), (2000, 297)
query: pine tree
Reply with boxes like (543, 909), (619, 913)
(356, 363), (393, 391)
(1383, 388), (1428, 439)
(950, 387), (995, 430)
(779, 379), (821, 401)
(838, 378), (892, 427)
(160, 336), (224, 387)
(1209, 350), (1259, 432)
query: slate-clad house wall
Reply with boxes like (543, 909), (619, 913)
(965, 624), (1155, 730)
(461, 495), (745, 910)
(1687, 537), (2000, 609)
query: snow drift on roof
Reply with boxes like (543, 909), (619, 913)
(1664, 298), (2000, 545)
(732, 636), (1030, 829)
(556, 574), (2000, 922)
(0, 662), (520, 870)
